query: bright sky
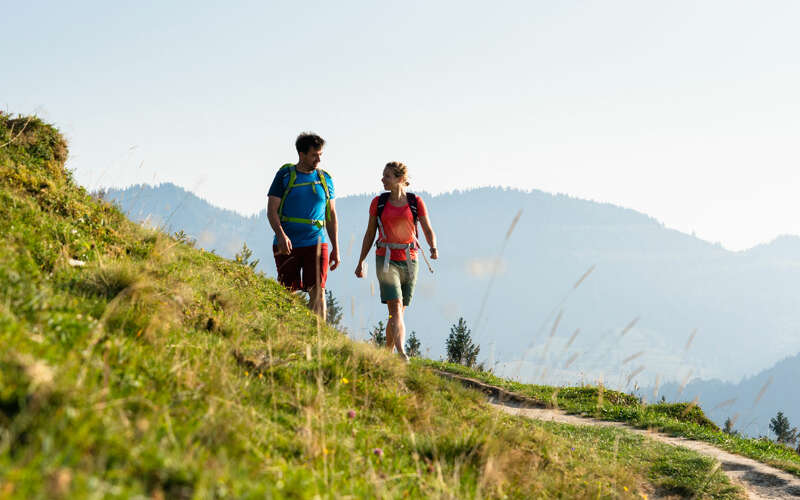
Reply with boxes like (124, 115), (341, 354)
(5, 1), (799, 251)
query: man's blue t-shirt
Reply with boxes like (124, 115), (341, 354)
(268, 166), (334, 248)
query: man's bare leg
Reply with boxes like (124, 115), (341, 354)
(309, 285), (326, 320)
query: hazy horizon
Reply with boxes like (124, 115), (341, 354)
(102, 180), (799, 253)
(6, 1), (800, 251)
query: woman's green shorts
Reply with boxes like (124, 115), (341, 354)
(375, 255), (419, 306)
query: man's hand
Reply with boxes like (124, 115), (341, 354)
(276, 233), (292, 255)
(430, 248), (438, 260)
(329, 247), (340, 270)
(355, 260), (366, 278)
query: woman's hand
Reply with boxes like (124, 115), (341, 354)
(355, 261), (366, 278)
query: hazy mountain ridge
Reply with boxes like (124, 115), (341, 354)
(105, 182), (800, 390)
(655, 352), (800, 439)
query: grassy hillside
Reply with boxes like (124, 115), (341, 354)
(0, 115), (741, 499)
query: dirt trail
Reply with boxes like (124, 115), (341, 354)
(494, 401), (800, 500)
(436, 371), (800, 499)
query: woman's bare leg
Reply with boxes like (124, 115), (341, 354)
(386, 299), (407, 360)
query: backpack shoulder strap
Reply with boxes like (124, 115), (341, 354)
(375, 192), (391, 239)
(318, 169), (331, 221)
(277, 164), (297, 217)
(406, 192), (419, 225)
(317, 169), (330, 196)
(376, 192), (391, 218)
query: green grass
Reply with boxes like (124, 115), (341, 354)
(0, 114), (742, 498)
(428, 360), (800, 478)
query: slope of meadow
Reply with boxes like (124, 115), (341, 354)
(0, 115), (739, 499)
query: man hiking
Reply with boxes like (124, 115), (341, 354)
(267, 133), (340, 319)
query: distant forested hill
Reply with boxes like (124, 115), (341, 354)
(654, 353), (800, 439)
(106, 183), (800, 394)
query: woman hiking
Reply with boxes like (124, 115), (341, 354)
(355, 162), (438, 360)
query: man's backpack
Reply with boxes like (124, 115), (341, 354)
(276, 163), (331, 228)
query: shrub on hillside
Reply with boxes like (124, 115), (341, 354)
(446, 317), (480, 368)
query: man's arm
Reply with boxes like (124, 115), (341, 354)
(325, 199), (339, 270)
(267, 195), (292, 255)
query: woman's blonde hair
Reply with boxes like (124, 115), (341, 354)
(386, 161), (410, 186)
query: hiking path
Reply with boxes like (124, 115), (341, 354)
(436, 370), (800, 500)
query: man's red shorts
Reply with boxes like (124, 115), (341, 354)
(273, 243), (329, 292)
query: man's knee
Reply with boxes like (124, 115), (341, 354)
(309, 286), (324, 302)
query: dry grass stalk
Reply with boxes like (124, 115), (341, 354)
(0, 115), (34, 149)
(752, 376), (772, 408)
(681, 396), (700, 418)
(625, 365), (645, 386)
(619, 317), (639, 337)
(563, 328), (580, 352)
(473, 209), (523, 343)
(711, 398), (737, 411)
(652, 374), (661, 401)
(677, 369), (694, 396)
(564, 353), (579, 369)
(573, 264), (595, 289)
(684, 328), (698, 354)
(622, 351), (645, 365)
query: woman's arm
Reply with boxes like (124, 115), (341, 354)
(418, 214), (438, 259)
(355, 215), (378, 277)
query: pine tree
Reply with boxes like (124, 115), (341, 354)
(369, 321), (386, 347)
(446, 317), (480, 368)
(235, 242), (259, 270)
(723, 417), (739, 436)
(325, 290), (344, 330)
(769, 411), (798, 445)
(405, 331), (421, 358)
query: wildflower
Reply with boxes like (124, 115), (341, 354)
(373, 448), (383, 458)
(341, 377), (349, 384)
(347, 409), (356, 419)
(244, 371), (249, 376)
(623, 486), (628, 492)
(323, 447), (329, 455)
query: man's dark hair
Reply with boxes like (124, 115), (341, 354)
(295, 133), (325, 154)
